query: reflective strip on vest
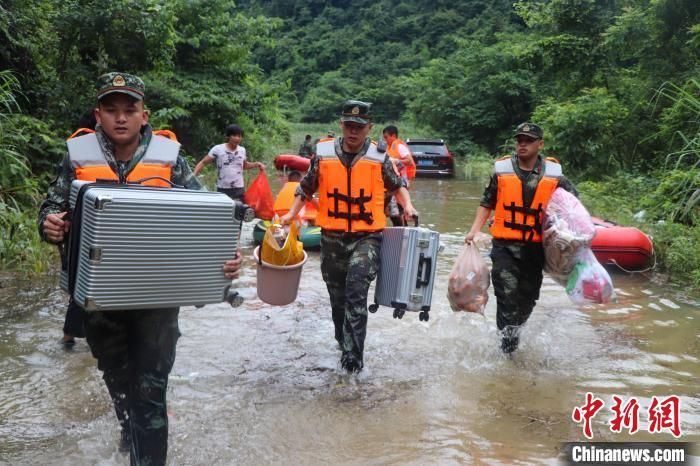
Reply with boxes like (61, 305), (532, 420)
(490, 158), (562, 242)
(315, 139), (387, 232)
(495, 157), (562, 177)
(67, 133), (180, 188)
(316, 139), (386, 163)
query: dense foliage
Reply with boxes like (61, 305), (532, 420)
(247, 0), (699, 166)
(1, 0), (286, 164)
(244, 0), (699, 288)
(0, 0), (698, 287)
(0, 0), (287, 271)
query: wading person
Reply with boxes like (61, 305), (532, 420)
(38, 72), (243, 464)
(298, 134), (313, 158)
(280, 100), (418, 373)
(464, 123), (577, 354)
(382, 125), (416, 226)
(194, 123), (265, 201)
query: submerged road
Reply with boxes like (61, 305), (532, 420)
(1, 174), (698, 465)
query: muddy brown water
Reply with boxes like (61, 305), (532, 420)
(1, 174), (698, 465)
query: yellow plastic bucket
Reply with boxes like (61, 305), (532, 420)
(253, 246), (308, 306)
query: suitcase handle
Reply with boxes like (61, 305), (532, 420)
(415, 252), (432, 288)
(131, 176), (185, 189)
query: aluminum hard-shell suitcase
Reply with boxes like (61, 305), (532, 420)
(370, 226), (440, 321)
(59, 180), (253, 311)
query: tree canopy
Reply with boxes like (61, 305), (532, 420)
(1, 0), (699, 180)
(245, 0), (699, 176)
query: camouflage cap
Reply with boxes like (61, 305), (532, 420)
(514, 122), (543, 139)
(96, 72), (145, 101)
(340, 100), (372, 125)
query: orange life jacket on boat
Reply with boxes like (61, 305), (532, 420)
(387, 138), (416, 180)
(66, 130), (180, 188)
(273, 181), (300, 216)
(299, 200), (318, 224)
(490, 156), (562, 242)
(315, 139), (387, 232)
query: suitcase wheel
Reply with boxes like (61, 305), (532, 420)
(226, 290), (244, 307)
(419, 311), (429, 322)
(368, 304), (378, 313)
(393, 309), (405, 319)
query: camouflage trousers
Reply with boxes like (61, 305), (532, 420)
(490, 242), (545, 333)
(84, 308), (180, 466)
(320, 231), (382, 366)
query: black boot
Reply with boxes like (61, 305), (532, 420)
(500, 326), (520, 354)
(340, 352), (363, 373)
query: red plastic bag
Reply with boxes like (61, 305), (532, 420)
(244, 172), (275, 220)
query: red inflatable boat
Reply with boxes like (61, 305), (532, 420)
(591, 218), (654, 271)
(274, 154), (310, 172)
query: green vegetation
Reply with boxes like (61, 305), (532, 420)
(0, 0), (698, 290)
(0, 71), (56, 272)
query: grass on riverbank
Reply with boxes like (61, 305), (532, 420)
(579, 176), (700, 291)
(1, 208), (57, 275)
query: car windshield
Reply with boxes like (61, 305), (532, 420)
(408, 143), (446, 155)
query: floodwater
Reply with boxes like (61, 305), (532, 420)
(1, 172), (699, 465)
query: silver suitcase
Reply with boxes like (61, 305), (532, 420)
(59, 181), (252, 311)
(370, 226), (440, 321)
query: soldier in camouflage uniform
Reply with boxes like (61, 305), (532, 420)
(465, 123), (577, 354)
(38, 72), (242, 465)
(280, 100), (418, 373)
(298, 134), (314, 158)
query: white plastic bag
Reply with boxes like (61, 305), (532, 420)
(447, 242), (490, 314)
(543, 188), (596, 279)
(564, 249), (616, 305)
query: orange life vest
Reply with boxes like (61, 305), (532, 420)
(67, 128), (95, 140)
(387, 138), (416, 180)
(299, 200), (318, 224)
(315, 139), (387, 232)
(273, 181), (300, 216)
(490, 156), (562, 242)
(66, 131), (180, 188)
(152, 129), (178, 142)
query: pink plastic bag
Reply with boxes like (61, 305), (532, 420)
(543, 188), (596, 280)
(447, 243), (490, 314)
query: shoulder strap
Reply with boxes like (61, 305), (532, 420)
(316, 139), (337, 159)
(153, 129), (178, 142)
(67, 128), (95, 140)
(543, 159), (562, 178)
(66, 133), (106, 167)
(494, 158), (514, 174)
(141, 134), (181, 165)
